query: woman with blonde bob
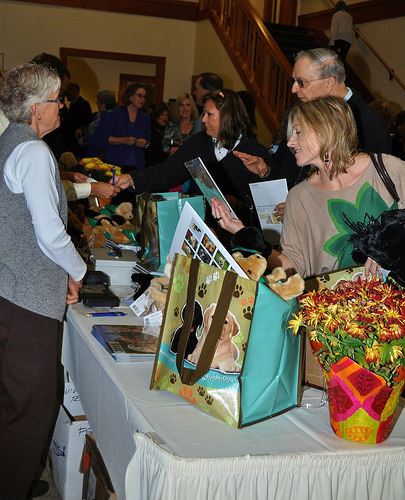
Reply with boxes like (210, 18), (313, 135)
(212, 96), (405, 278)
(163, 92), (199, 156)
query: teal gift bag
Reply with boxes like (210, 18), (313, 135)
(137, 193), (204, 273)
(150, 255), (302, 427)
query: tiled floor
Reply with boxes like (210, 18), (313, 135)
(35, 462), (62, 500)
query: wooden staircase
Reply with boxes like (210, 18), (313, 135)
(264, 23), (321, 66)
(199, 0), (377, 135)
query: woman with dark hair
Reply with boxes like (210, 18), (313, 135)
(237, 90), (257, 133)
(113, 89), (273, 227)
(145, 101), (170, 166)
(0, 63), (86, 499)
(93, 83), (151, 170)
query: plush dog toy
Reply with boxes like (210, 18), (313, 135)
(348, 208), (405, 288)
(77, 202), (136, 248)
(232, 251), (304, 300)
(146, 259), (173, 312)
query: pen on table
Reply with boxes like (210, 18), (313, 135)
(86, 312), (126, 317)
(112, 166), (116, 185)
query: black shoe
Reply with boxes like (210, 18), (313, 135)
(27, 479), (49, 498)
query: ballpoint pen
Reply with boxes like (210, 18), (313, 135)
(112, 166), (116, 185)
(86, 312), (126, 317)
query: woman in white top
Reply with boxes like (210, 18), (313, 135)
(0, 63), (87, 499)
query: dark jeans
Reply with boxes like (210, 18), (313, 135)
(330, 39), (351, 62)
(0, 297), (58, 500)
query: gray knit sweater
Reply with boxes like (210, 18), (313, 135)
(0, 123), (68, 321)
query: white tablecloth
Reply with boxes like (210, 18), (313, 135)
(62, 303), (405, 500)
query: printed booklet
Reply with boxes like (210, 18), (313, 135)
(91, 324), (159, 363)
(168, 202), (247, 278)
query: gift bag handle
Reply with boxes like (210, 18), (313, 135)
(176, 258), (238, 385)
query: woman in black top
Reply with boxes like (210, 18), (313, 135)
(113, 89), (273, 227)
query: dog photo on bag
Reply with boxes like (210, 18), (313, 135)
(170, 300), (204, 356)
(187, 303), (241, 373)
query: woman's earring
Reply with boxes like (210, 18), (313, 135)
(38, 116), (41, 120)
(324, 152), (329, 164)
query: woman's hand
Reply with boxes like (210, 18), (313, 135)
(364, 257), (382, 280)
(233, 151), (270, 178)
(135, 138), (149, 148)
(109, 136), (136, 146)
(66, 275), (82, 305)
(211, 197), (244, 234)
(274, 202), (285, 222)
(60, 171), (89, 183)
(90, 182), (121, 200)
(111, 174), (134, 189)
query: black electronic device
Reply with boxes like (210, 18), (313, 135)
(79, 271), (120, 308)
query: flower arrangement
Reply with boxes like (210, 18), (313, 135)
(78, 157), (121, 183)
(289, 277), (405, 387)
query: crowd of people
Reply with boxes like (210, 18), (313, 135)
(0, 41), (404, 499)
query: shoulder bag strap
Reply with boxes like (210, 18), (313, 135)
(176, 258), (238, 385)
(370, 152), (400, 203)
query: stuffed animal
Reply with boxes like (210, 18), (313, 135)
(87, 202), (134, 228)
(146, 259), (172, 312)
(100, 219), (132, 245)
(78, 202), (136, 248)
(348, 208), (405, 288)
(232, 252), (304, 301)
(232, 251), (267, 281)
(265, 267), (305, 301)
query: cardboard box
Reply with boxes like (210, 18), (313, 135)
(89, 247), (138, 285)
(63, 377), (85, 417)
(50, 405), (92, 500)
(81, 434), (117, 500)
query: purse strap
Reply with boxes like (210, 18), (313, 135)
(176, 258), (238, 385)
(370, 152), (400, 203)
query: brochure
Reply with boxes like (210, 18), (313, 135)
(168, 202), (247, 278)
(91, 324), (159, 363)
(184, 156), (237, 218)
(249, 178), (288, 244)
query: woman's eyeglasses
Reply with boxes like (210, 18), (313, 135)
(45, 97), (64, 104)
(290, 77), (328, 88)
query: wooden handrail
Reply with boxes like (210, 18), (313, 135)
(199, 0), (294, 134)
(353, 27), (405, 90)
(327, 0), (404, 91)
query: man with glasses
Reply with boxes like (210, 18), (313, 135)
(270, 48), (391, 190)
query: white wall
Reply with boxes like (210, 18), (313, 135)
(0, 1), (197, 109)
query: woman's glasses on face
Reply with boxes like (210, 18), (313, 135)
(45, 96), (64, 104)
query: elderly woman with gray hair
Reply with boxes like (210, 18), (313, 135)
(0, 63), (86, 499)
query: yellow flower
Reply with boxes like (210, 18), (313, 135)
(365, 343), (382, 365)
(287, 312), (305, 335)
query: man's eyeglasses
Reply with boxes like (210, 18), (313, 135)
(45, 97), (64, 104)
(290, 77), (328, 88)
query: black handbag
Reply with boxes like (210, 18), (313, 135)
(370, 152), (400, 203)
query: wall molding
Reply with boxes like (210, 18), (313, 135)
(299, 0), (405, 30)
